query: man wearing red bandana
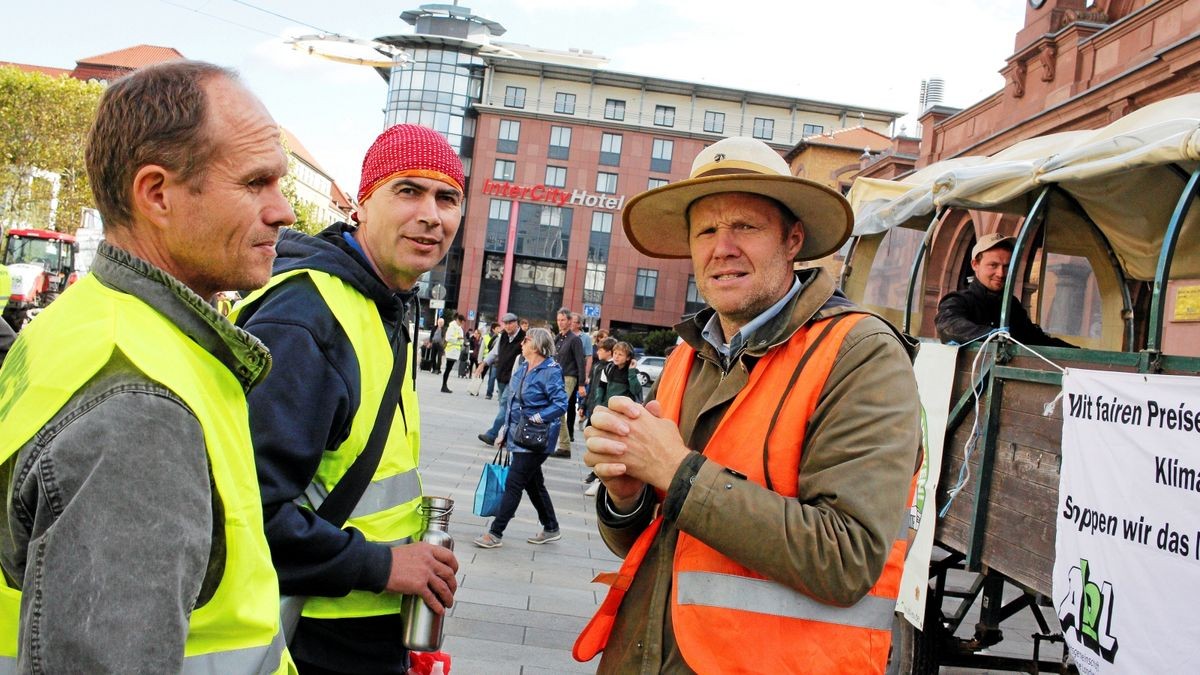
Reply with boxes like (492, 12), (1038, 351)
(234, 125), (462, 673)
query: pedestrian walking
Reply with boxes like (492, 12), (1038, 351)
(473, 327), (567, 549)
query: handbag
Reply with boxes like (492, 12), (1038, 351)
(512, 367), (551, 450)
(513, 416), (550, 450)
(473, 447), (509, 517)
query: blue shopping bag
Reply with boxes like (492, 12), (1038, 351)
(473, 448), (509, 517)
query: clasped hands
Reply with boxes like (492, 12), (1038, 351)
(583, 396), (691, 511)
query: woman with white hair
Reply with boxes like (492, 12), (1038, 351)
(474, 327), (568, 548)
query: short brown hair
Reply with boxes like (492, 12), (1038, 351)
(85, 60), (236, 228)
(612, 341), (634, 359)
(598, 337), (617, 352)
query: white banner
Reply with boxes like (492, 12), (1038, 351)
(1055, 369), (1200, 674)
(897, 342), (958, 627)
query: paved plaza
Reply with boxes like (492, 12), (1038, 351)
(412, 368), (611, 674)
(411, 367), (1049, 674)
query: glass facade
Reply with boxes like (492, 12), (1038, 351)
(384, 47), (485, 156)
(479, 253), (566, 322)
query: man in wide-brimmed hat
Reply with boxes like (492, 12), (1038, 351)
(575, 136), (922, 673)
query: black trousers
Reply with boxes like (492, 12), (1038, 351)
(489, 451), (558, 537)
(565, 388), (577, 440)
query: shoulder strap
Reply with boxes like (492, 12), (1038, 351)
(315, 302), (415, 528)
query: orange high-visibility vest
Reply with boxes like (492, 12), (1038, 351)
(575, 314), (910, 674)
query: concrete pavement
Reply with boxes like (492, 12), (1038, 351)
(412, 368), (611, 674)
(411, 367), (1051, 674)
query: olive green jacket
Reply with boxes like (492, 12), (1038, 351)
(594, 268), (921, 674)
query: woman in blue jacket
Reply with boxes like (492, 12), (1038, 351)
(473, 327), (568, 548)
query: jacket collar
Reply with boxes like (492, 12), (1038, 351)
(677, 268), (839, 368)
(92, 241), (271, 390)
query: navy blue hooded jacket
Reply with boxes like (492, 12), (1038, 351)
(237, 222), (418, 671)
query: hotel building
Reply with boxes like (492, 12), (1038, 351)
(376, 4), (900, 331)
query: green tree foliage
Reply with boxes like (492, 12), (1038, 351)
(279, 133), (327, 236)
(643, 329), (679, 356)
(0, 67), (103, 234)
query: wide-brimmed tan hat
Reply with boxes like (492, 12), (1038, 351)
(623, 136), (853, 261)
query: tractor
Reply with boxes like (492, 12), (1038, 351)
(2, 229), (77, 329)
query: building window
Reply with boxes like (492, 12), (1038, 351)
(753, 117), (775, 140)
(516, 203), (572, 261)
(654, 105), (675, 127)
(599, 133), (622, 166)
(685, 275), (706, 315)
(802, 123), (824, 136)
(604, 98), (626, 121)
(651, 138), (673, 173)
(504, 86), (525, 108)
(497, 119), (520, 154)
(703, 110), (725, 134)
(549, 126), (571, 160)
(545, 166), (567, 188)
(591, 211), (613, 233)
(635, 269), (658, 309)
(493, 159), (515, 181)
(485, 199), (512, 251)
(596, 171), (618, 194)
(554, 92), (576, 114)
(647, 177), (668, 190)
(540, 206), (565, 228)
(584, 262), (607, 304)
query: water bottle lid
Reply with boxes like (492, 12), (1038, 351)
(420, 495), (454, 522)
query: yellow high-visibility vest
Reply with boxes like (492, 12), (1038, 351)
(0, 274), (292, 674)
(236, 269), (423, 619)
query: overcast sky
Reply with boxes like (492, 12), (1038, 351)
(3, 0), (1026, 194)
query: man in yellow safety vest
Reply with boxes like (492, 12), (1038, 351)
(0, 61), (296, 672)
(235, 124), (462, 673)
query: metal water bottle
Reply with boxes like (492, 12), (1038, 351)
(402, 496), (455, 651)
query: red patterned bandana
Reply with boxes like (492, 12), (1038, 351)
(357, 124), (464, 205)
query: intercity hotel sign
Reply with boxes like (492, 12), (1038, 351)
(480, 178), (626, 211)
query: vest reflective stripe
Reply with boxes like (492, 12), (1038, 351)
(676, 572), (897, 631)
(182, 627), (287, 675)
(0, 275), (291, 673)
(301, 469), (422, 521)
(236, 268), (423, 620)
